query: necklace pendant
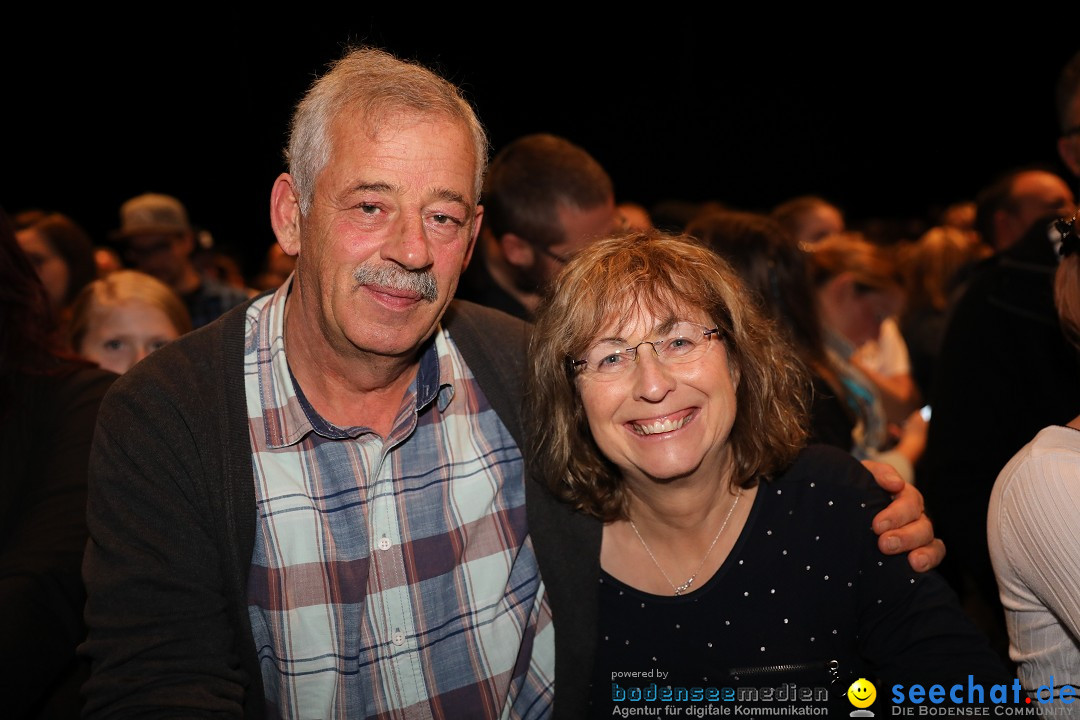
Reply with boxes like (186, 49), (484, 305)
(630, 491), (741, 600)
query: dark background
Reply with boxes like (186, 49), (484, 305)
(7, 17), (1077, 280)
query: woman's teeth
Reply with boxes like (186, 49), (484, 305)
(632, 415), (690, 435)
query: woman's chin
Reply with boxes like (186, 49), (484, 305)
(626, 458), (707, 487)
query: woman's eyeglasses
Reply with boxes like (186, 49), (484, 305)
(569, 322), (722, 380)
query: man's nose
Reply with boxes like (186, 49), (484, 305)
(381, 214), (434, 270)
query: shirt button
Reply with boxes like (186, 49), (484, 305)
(392, 630), (405, 646)
(377, 536), (392, 551)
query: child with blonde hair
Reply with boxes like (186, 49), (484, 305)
(68, 270), (192, 375)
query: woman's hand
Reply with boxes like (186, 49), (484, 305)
(862, 459), (945, 572)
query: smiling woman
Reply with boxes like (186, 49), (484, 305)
(528, 231), (809, 523)
(575, 315), (739, 533)
(525, 230), (1009, 716)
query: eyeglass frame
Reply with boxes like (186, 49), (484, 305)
(567, 323), (723, 377)
(528, 211), (634, 266)
(531, 240), (576, 265)
(1057, 209), (1079, 258)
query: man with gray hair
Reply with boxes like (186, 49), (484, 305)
(81, 46), (941, 719)
(83, 47), (558, 719)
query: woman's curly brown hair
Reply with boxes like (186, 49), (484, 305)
(525, 230), (810, 522)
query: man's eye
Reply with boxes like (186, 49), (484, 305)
(358, 203), (380, 214)
(431, 213), (461, 226)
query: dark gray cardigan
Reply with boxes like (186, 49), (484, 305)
(82, 298), (600, 719)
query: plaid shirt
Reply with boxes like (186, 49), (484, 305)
(244, 280), (554, 719)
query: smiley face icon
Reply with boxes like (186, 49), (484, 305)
(847, 678), (877, 709)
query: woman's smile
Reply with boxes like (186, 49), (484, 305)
(628, 408), (697, 436)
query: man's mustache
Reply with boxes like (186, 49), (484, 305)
(352, 264), (438, 302)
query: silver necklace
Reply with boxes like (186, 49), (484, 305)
(630, 492), (741, 596)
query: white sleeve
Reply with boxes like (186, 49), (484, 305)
(990, 444), (1080, 641)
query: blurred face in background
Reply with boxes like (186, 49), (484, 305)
(533, 198), (619, 285)
(17, 227), (69, 309)
(792, 203), (845, 247)
(1059, 92), (1080, 179)
(77, 300), (183, 374)
(845, 287), (900, 347)
(818, 275), (901, 348)
(123, 232), (192, 289)
(1002, 171), (1075, 244)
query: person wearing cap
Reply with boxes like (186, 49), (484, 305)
(111, 192), (249, 328)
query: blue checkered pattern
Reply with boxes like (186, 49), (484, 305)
(243, 280), (554, 719)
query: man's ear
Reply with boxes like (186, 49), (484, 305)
(270, 173), (302, 256)
(991, 208), (1027, 252)
(499, 232), (535, 269)
(1059, 136), (1080, 178)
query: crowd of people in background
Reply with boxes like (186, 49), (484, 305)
(8, 183), (1040, 397)
(2, 44), (1078, 719)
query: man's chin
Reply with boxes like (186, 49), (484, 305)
(343, 301), (447, 358)
(346, 331), (435, 361)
